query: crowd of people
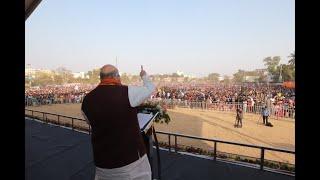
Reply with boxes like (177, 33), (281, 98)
(152, 84), (294, 104)
(25, 84), (96, 106)
(25, 82), (295, 118)
(150, 83), (295, 118)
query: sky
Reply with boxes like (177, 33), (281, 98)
(25, 0), (295, 77)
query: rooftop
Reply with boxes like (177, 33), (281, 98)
(26, 118), (294, 180)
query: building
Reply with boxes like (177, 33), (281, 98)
(244, 75), (259, 82)
(25, 67), (37, 78)
(72, 72), (86, 79)
(25, 67), (53, 78)
(176, 70), (184, 76)
(255, 69), (268, 75)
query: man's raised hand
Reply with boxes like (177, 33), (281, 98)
(140, 65), (146, 78)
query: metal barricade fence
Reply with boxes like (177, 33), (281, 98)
(25, 96), (294, 119)
(25, 96), (84, 107)
(149, 99), (295, 119)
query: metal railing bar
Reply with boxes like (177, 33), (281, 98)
(155, 131), (295, 154)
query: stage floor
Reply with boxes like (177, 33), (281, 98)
(25, 118), (294, 180)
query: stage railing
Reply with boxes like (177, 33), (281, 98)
(25, 109), (91, 134)
(155, 131), (295, 174)
(25, 109), (295, 175)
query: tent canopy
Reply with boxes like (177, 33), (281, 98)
(282, 81), (295, 89)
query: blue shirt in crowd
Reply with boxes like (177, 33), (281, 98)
(262, 108), (270, 116)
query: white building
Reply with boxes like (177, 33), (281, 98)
(72, 72), (86, 79)
(255, 69), (268, 75)
(25, 67), (53, 78)
(244, 75), (259, 82)
(176, 70), (184, 76)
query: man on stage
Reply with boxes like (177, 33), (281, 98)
(81, 64), (155, 180)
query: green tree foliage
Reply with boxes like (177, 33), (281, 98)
(55, 67), (75, 84)
(262, 54), (294, 82)
(263, 56), (281, 82)
(32, 72), (54, 86)
(120, 73), (130, 84)
(288, 51), (295, 66)
(281, 64), (295, 81)
(258, 73), (268, 83)
(207, 73), (220, 83)
(287, 51), (295, 80)
(223, 75), (231, 84)
(263, 56), (281, 74)
(233, 70), (246, 83)
(52, 74), (63, 85)
(86, 68), (100, 84)
(130, 75), (140, 82)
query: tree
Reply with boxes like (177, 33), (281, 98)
(52, 74), (63, 85)
(288, 51), (295, 66)
(33, 71), (54, 86)
(223, 75), (231, 84)
(233, 70), (246, 83)
(287, 51), (295, 80)
(55, 67), (74, 84)
(263, 56), (281, 82)
(281, 64), (295, 81)
(120, 73), (130, 84)
(263, 56), (281, 73)
(258, 73), (268, 83)
(130, 75), (140, 83)
(86, 68), (100, 84)
(56, 67), (71, 74)
(207, 73), (220, 83)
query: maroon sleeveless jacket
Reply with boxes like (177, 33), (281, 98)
(81, 85), (146, 168)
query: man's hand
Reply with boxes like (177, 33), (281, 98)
(140, 69), (146, 78)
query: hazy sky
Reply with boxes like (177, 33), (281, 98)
(25, 0), (295, 77)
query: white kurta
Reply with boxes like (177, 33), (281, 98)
(95, 154), (151, 180)
(82, 74), (156, 180)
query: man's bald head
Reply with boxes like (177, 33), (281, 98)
(100, 64), (120, 80)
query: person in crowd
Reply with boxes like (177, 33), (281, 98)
(261, 106), (270, 125)
(235, 108), (243, 128)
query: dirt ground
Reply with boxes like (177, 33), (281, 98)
(25, 104), (295, 164)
